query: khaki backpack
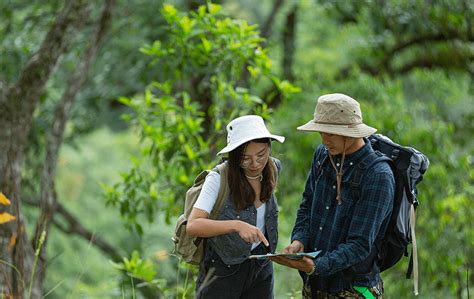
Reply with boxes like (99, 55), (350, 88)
(171, 163), (229, 265)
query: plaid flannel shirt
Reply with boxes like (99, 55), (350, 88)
(292, 140), (395, 293)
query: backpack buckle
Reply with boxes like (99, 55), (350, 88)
(390, 149), (400, 160)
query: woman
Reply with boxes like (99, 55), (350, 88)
(186, 115), (285, 298)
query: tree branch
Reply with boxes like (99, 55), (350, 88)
(337, 30), (474, 78)
(239, 0), (285, 89)
(386, 31), (473, 61)
(0, 1), (91, 296)
(282, 4), (298, 81)
(261, 3), (299, 109)
(462, 0), (473, 40)
(21, 197), (123, 263)
(53, 202), (123, 262)
(31, 0), (116, 295)
(34, 0), (116, 246)
(394, 54), (474, 75)
(8, 0), (91, 132)
(260, 0), (285, 39)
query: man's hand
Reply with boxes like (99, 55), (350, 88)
(282, 240), (304, 253)
(269, 240), (313, 272)
(269, 256), (314, 273)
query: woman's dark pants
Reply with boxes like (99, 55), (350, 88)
(195, 245), (273, 299)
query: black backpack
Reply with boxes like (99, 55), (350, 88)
(353, 134), (429, 295)
(317, 134), (429, 295)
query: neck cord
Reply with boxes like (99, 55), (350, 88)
(328, 139), (347, 205)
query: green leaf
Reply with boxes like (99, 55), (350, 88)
(179, 16), (195, 34)
(197, 5), (206, 17)
(161, 4), (177, 19)
(118, 96), (132, 106)
(207, 3), (222, 15)
(247, 65), (260, 77)
(184, 144), (196, 160)
(201, 37), (212, 53)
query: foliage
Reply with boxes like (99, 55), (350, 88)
(104, 2), (298, 234)
(111, 250), (168, 296)
(104, 90), (209, 234)
(267, 1), (473, 296)
(41, 128), (140, 298)
(1, 0), (472, 297)
(273, 70), (473, 298)
(28, 230), (46, 299)
(317, 0), (474, 75)
(0, 0), (63, 82)
(8, 0), (169, 222)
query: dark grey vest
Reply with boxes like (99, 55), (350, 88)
(207, 158), (281, 265)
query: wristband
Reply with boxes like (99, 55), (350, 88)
(306, 263), (316, 276)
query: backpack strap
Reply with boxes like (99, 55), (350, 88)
(350, 151), (391, 199)
(402, 168), (418, 293)
(409, 203), (419, 295)
(193, 163), (229, 249)
(209, 163), (229, 220)
(271, 157), (281, 180)
(347, 151), (392, 274)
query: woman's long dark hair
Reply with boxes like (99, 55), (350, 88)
(227, 138), (277, 210)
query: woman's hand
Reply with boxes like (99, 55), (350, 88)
(187, 208), (270, 242)
(236, 221), (269, 246)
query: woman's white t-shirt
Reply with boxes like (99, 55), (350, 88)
(193, 171), (267, 250)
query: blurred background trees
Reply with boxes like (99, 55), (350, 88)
(0, 0), (472, 298)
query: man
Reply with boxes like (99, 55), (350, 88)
(271, 93), (395, 298)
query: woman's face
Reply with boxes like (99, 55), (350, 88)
(240, 141), (270, 176)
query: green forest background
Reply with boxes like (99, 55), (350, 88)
(0, 0), (472, 298)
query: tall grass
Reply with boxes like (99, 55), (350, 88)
(28, 230), (46, 299)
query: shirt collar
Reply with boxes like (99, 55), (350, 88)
(331, 138), (373, 165)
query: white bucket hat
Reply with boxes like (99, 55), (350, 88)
(297, 93), (377, 138)
(217, 115), (285, 155)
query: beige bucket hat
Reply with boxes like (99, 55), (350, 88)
(297, 93), (377, 138)
(218, 115), (285, 155)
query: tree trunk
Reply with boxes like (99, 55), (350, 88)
(239, 0), (285, 87)
(0, 1), (90, 297)
(262, 3), (298, 109)
(282, 4), (298, 82)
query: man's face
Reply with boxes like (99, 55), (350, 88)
(319, 132), (349, 155)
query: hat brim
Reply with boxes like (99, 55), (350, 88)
(217, 134), (285, 155)
(297, 120), (376, 138)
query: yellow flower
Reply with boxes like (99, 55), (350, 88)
(0, 192), (11, 205)
(0, 212), (16, 224)
(155, 250), (169, 261)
